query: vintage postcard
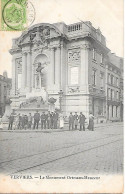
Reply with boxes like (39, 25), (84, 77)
(0, 0), (124, 193)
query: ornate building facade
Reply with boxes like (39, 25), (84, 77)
(9, 22), (123, 121)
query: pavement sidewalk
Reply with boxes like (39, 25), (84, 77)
(0, 122), (123, 133)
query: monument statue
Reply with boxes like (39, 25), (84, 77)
(35, 62), (45, 89)
(21, 61), (48, 109)
(36, 62), (44, 73)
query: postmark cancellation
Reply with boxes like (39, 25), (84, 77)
(1, 0), (35, 31)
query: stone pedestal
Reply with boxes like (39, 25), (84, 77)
(49, 103), (55, 112)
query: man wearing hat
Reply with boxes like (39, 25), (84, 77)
(50, 112), (55, 129)
(79, 112), (86, 131)
(69, 112), (74, 130)
(46, 111), (51, 129)
(41, 112), (46, 129)
(74, 112), (79, 130)
(53, 111), (59, 129)
(33, 110), (40, 129)
(8, 113), (14, 130)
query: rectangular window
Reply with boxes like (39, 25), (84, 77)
(111, 89), (112, 99)
(112, 90), (115, 99)
(108, 74), (111, 84)
(113, 76), (115, 85)
(111, 75), (113, 84)
(100, 72), (104, 88)
(116, 77), (119, 87)
(92, 69), (96, 85)
(108, 88), (111, 98)
(100, 54), (103, 63)
(93, 49), (96, 60)
(116, 91), (119, 100)
(70, 66), (79, 85)
(111, 75), (114, 85)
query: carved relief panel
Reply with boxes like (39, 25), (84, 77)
(68, 48), (80, 64)
(68, 48), (81, 87)
(16, 58), (22, 74)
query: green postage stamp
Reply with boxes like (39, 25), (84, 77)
(1, 0), (27, 31)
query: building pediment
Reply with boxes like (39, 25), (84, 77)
(13, 23), (62, 48)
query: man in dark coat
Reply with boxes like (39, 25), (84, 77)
(50, 112), (55, 129)
(79, 112), (86, 131)
(53, 111), (59, 129)
(74, 112), (79, 130)
(69, 112), (74, 130)
(41, 112), (46, 129)
(21, 114), (25, 129)
(8, 113), (14, 130)
(33, 111), (40, 129)
(24, 115), (28, 130)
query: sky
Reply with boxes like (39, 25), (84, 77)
(0, 0), (123, 78)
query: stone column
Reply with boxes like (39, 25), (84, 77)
(60, 44), (63, 88)
(26, 51), (31, 92)
(12, 57), (16, 95)
(60, 43), (66, 90)
(15, 61), (18, 94)
(49, 48), (55, 86)
(55, 46), (61, 87)
(32, 64), (35, 89)
(21, 52), (27, 91)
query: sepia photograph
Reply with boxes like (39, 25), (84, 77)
(0, 0), (123, 193)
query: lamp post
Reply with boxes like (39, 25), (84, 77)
(58, 89), (63, 112)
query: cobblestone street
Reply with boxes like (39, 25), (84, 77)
(0, 122), (123, 175)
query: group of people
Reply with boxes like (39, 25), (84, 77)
(33, 111), (61, 130)
(68, 112), (94, 131)
(8, 111), (63, 130)
(8, 110), (94, 131)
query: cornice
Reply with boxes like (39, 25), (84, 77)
(9, 48), (22, 55)
(18, 41), (33, 48)
(67, 32), (110, 53)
